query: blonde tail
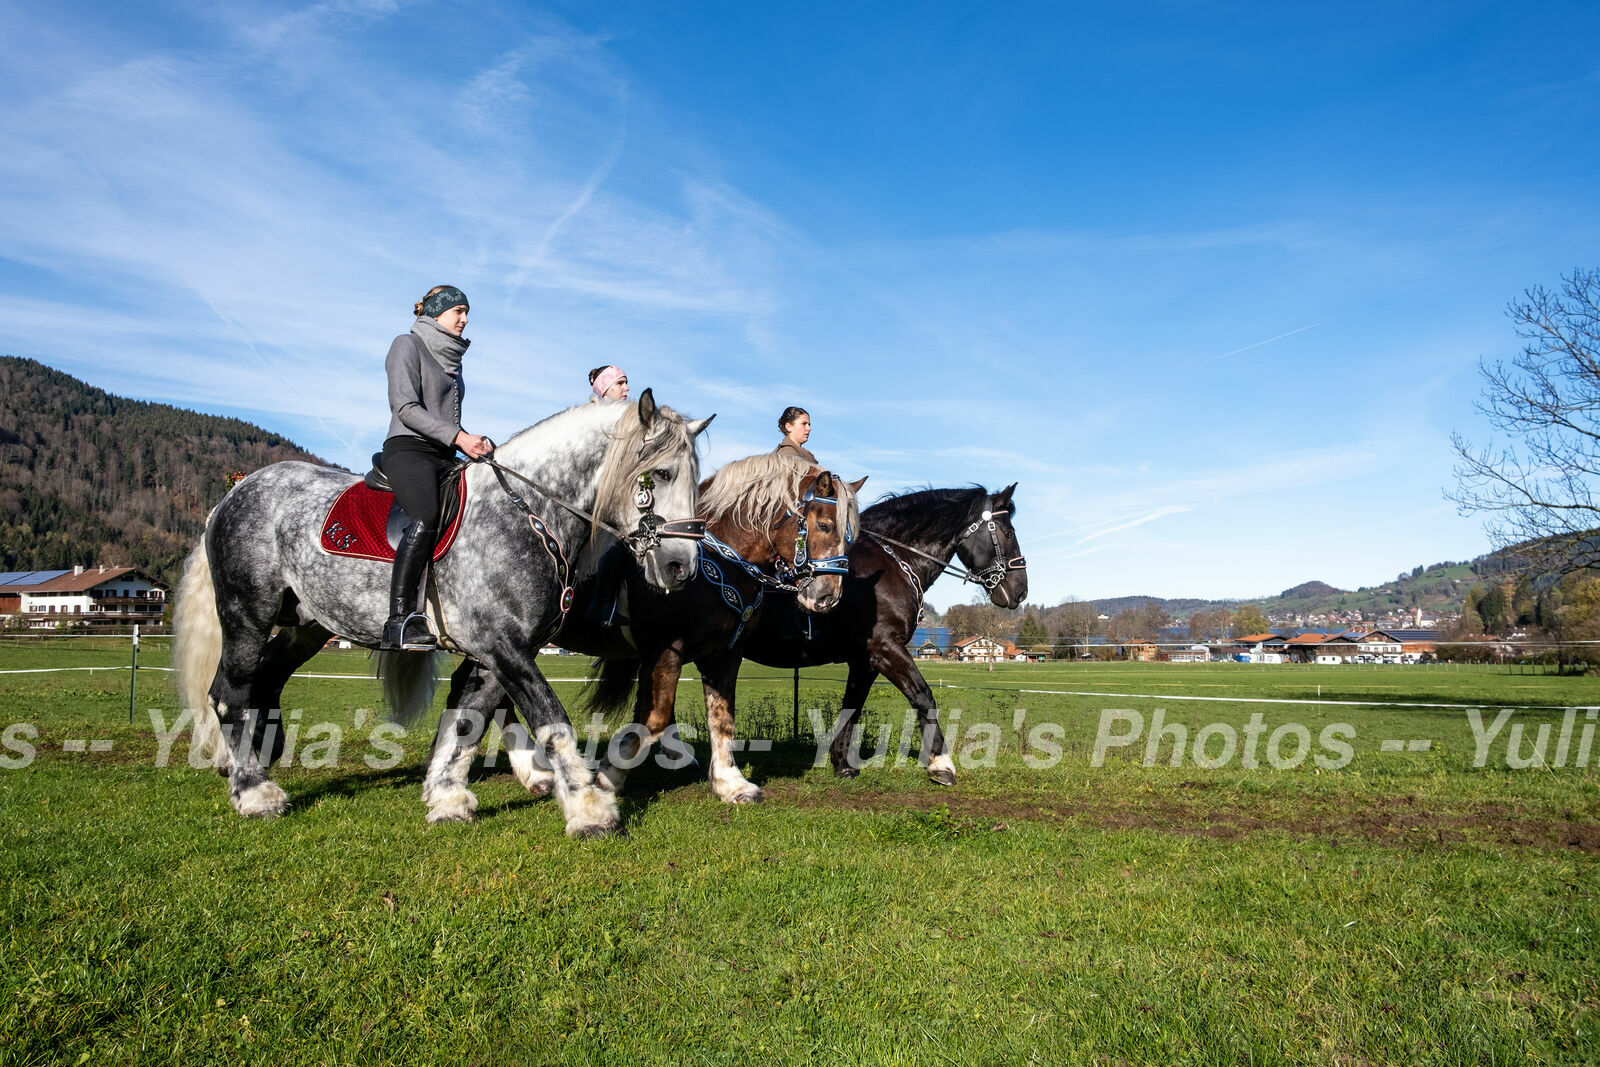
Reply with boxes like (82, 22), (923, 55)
(172, 539), (228, 769)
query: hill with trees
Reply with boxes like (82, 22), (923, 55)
(0, 357), (331, 586)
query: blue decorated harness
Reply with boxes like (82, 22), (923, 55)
(698, 482), (855, 646)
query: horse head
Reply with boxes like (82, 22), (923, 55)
(594, 388), (714, 593)
(774, 469), (866, 614)
(953, 482), (1028, 610)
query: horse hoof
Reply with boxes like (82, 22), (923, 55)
(832, 764), (860, 779)
(928, 767), (957, 787)
(526, 781), (554, 800)
(733, 787), (763, 804)
(232, 781), (290, 818)
(425, 790), (478, 824)
(567, 820), (621, 840)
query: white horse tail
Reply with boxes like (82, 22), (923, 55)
(173, 539), (227, 769)
(373, 649), (444, 727)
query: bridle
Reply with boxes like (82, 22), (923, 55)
(481, 457), (706, 559)
(772, 484), (854, 587)
(866, 505), (1027, 596)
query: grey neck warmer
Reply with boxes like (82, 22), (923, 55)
(411, 316), (469, 376)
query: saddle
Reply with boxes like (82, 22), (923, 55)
(319, 452), (468, 563)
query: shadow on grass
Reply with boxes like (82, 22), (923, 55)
(288, 763), (426, 809)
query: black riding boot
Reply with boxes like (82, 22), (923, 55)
(382, 521), (438, 651)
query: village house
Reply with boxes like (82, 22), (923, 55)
(951, 636), (1022, 664)
(0, 566), (169, 631)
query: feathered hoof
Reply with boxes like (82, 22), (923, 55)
(232, 780), (290, 818)
(425, 788), (479, 824)
(525, 780), (554, 799)
(928, 767), (957, 787)
(566, 818), (622, 840)
(832, 763), (861, 779)
(716, 783), (764, 805)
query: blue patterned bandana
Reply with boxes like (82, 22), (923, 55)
(421, 286), (468, 319)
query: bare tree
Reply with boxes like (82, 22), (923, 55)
(1451, 269), (1600, 572)
(1050, 599), (1100, 658)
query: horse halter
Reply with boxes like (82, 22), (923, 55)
(958, 507), (1027, 593)
(773, 483), (854, 588)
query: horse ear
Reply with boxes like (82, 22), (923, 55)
(636, 388), (657, 429)
(849, 476), (868, 493)
(995, 482), (1017, 506)
(686, 414), (715, 437)
(815, 470), (834, 495)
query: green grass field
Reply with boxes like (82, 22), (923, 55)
(1, 638), (1597, 1064)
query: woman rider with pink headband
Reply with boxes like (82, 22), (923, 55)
(588, 365), (629, 402)
(583, 365), (632, 625)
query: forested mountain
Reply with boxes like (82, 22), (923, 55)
(0, 357), (332, 585)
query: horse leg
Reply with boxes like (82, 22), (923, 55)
(595, 648), (680, 794)
(252, 622), (332, 712)
(701, 652), (762, 804)
(422, 658), (491, 823)
(828, 662), (878, 779)
(874, 644), (955, 786)
(209, 620), (295, 818)
(492, 655), (619, 838)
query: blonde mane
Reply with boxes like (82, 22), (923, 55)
(700, 453), (861, 536)
(590, 401), (700, 537)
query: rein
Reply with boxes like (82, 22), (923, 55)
(480, 457), (706, 558)
(864, 506), (1027, 593)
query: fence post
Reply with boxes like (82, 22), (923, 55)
(129, 625), (139, 723)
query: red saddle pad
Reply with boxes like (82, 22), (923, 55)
(319, 477), (467, 563)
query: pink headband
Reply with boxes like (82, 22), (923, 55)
(592, 366), (626, 398)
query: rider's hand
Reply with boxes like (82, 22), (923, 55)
(456, 431), (494, 460)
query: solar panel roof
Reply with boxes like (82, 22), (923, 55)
(0, 570), (73, 587)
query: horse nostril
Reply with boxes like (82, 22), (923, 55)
(668, 558), (688, 582)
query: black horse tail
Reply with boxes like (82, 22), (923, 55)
(373, 648), (445, 727)
(582, 656), (638, 717)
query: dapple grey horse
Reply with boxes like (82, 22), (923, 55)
(174, 391), (710, 837)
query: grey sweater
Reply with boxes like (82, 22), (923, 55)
(386, 333), (463, 449)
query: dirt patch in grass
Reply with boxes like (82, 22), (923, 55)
(762, 783), (1600, 854)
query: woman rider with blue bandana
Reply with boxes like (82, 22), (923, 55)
(380, 284), (494, 650)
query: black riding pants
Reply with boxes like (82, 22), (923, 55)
(382, 435), (453, 528)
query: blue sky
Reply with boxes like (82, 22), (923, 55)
(3, 1), (1598, 607)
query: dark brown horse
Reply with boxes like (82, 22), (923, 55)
(423, 454), (864, 815)
(740, 484), (1025, 786)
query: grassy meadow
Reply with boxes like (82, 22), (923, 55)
(1, 637), (1597, 1064)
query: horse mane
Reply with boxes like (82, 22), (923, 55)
(862, 486), (995, 546)
(700, 453), (861, 537)
(590, 401), (700, 538)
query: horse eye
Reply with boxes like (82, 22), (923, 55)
(652, 468), (672, 483)
(817, 521), (834, 534)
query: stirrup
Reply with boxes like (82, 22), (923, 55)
(382, 612), (437, 651)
